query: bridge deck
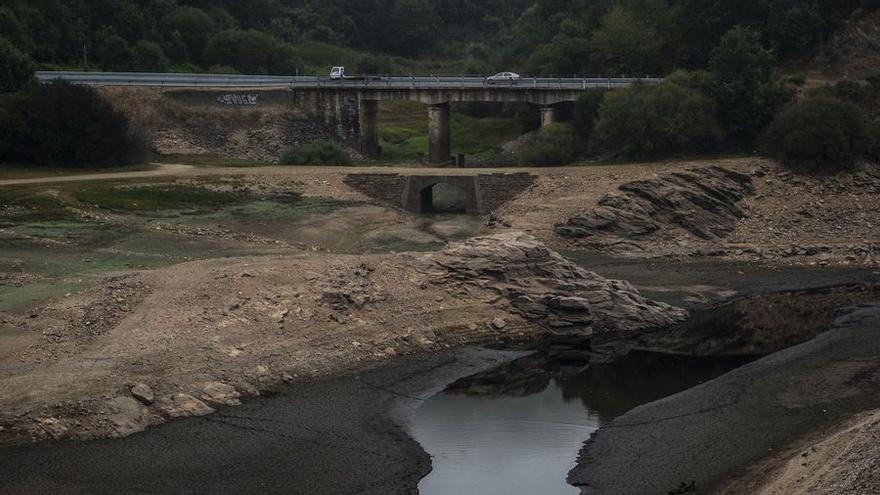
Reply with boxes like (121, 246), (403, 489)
(37, 71), (661, 90)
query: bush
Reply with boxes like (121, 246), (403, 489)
(869, 122), (880, 162)
(280, 141), (351, 165)
(0, 82), (148, 167)
(0, 36), (35, 93)
(571, 91), (605, 140)
(592, 82), (722, 158)
(520, 123), (578, 166)
(762, 96), (868, 169)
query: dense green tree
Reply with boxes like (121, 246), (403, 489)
(707, 26), (791, 143)
(96, 31), (133, 70)
(593, 81), (722, 158)
(0, 7), (35, 54)
(0, 83), (147, 166)
(131, 40), (170, 72)
(762, 96), (868, 169)
(0, 37), (35, 93)
(205, 29), (301, 75)
(589, 2), (670, 76)
(164, 6), (216, 64)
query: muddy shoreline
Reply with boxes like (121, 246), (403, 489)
(569, 304), (880, 495)
(2, 259), (878, 494)
(0, 348), (525, 495)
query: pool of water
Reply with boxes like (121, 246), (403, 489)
(412, 351), (752, 495)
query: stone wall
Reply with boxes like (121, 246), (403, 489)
(344, 173), (536, 215)
(478, 173), (536, 213)
(344, 174), (410, 206)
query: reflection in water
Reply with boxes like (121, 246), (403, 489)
(413, 351), (752, 495)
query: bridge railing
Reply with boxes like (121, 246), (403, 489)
(36, 71), (663, 90)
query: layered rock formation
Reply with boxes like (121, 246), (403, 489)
(433, 232), (688, 340)
(556, 166), (754, 243)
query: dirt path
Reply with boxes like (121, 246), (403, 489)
(0, 162), (579, 187)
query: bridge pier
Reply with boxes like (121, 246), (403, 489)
(428, 103), (452, 164)
(358, 99), (380, 157)
(540, 106), (558, 128)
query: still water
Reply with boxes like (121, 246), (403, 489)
(412, 352), (751, 495)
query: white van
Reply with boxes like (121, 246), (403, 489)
(330, 66), (345, 79)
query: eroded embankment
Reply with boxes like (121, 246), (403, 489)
(0, 232), (684, 445)
(568, 305), (880, 495)
(497, 159), (880, 266)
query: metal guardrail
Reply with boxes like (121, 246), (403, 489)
(37, 71), (662, 90)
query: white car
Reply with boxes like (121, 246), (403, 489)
(487, 72), (521, 84)
(330, 66), (345, 79)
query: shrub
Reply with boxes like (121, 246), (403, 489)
(571, 91), (605, 140)
(280, 141), (351, 165)
(520, 123), (578, 166)
(0, 82), (148, 167)
(0, 36), (35, 93)
(829, 80), (870, 105)
(869, 122), (880, 162)
(592, 82), (722, 158)
(762, 96), (868, 170)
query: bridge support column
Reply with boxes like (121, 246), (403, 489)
(358, 99), (379, 158)
(428, 103), (452, 164)
(540, 106), (557, 128)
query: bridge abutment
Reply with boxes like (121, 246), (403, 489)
(428, 103), (452, 164)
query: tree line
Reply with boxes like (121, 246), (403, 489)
(0, 0), (876, 75)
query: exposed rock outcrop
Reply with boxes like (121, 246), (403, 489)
(556, 166), (754, 244)
(1, 233), (685, 446)
(434, 232), (688, 339)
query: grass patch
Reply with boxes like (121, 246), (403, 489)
(376, 101), (523, 162)
(0, 188), (75, 223)
(380, 126), (424, 145)
(153, 154), (273, 168)
(72, 184), (251, 213)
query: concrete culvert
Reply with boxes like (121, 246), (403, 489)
(421, 183), (468, 214)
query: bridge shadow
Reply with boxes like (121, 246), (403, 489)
(419, 183), (468, 214)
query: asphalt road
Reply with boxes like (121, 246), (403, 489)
(568, 304), (880, 494)
(36, 71), (660, 90)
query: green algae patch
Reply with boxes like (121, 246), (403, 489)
(72, 184), (251, 213)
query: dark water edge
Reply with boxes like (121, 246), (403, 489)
(413, 351), (754, 495)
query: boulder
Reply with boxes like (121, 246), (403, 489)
(130, 383), (154, 405)
(161, 394), (215, 418)
(107, 397), (148, 438)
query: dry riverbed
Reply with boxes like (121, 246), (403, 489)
(0, 233), (684, 445)
(1, 157), (879, 494)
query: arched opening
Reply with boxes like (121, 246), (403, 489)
(419, 182), (467, 214)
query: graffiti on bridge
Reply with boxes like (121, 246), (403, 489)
(217, 94), (259, 106)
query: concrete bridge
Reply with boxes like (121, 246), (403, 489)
(344, 172), (537, 215)
(38, 71), (660, 164)
(288, 77), (659, 164)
